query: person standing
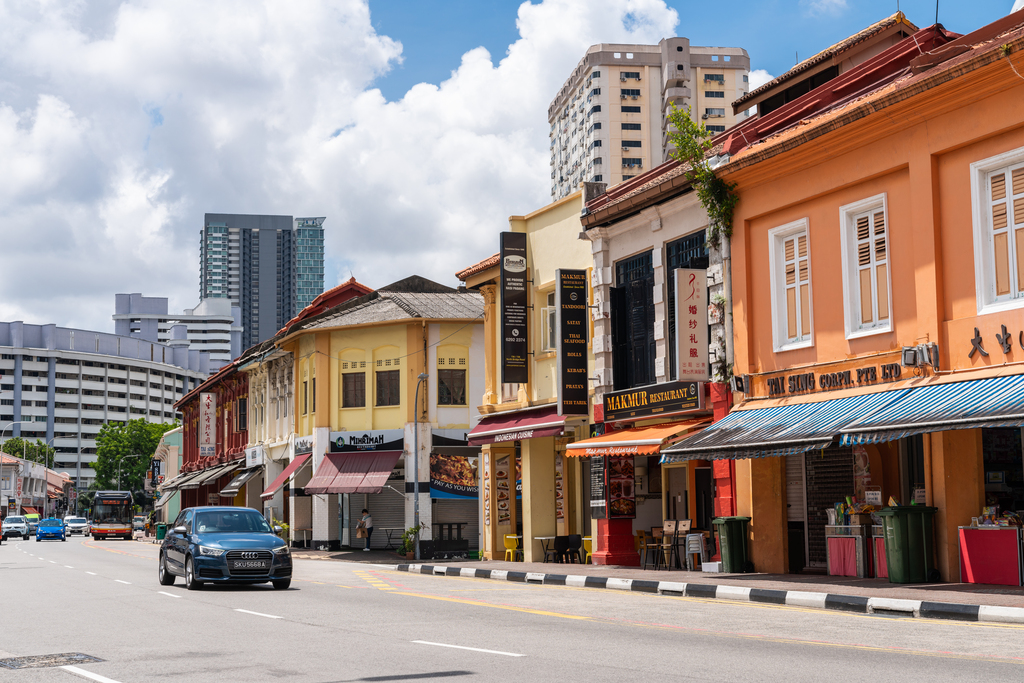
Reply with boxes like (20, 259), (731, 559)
(358, 509), (373, 551)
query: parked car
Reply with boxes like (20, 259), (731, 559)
(64, 517), (91, 535)
(36, 518), (66, 542)
(133, 515), (146, 532)
(2, 516), (30, 540)
(159, 506), (292, 591)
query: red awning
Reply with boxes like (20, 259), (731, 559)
(23, 507), (39, 515)
(305, 451), (403, 494)
(260, 452), (312, 500)
(468, 406), (567, 446)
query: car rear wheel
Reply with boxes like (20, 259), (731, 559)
(158, 552), (175, 586)
(184, 557), (202, 591)
(272, 578), (292, 590)
(23, 535), (28, 540)
(35, 537), (40, 542)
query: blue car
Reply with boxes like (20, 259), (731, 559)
(36, 518), (67, 542)
(158, 506), (292, 591)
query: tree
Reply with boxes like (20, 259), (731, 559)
(94, 419), (177, 496)
(0, 437), (56, 468)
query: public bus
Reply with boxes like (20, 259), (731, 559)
(90, 491), (134, 540)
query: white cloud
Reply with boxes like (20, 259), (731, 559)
(748, 69), (774, 91)
(0, 0), (680, 335)
(799, 0), (848, 17)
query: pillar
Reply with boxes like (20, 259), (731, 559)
(735, 456), (787, 574)
(927, 429), (984, 582)
(312, 493), (340, 550)
(521, 437), (556, 562)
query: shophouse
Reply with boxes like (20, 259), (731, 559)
(152, 427), (182, 524)
(662, 10), (1024, 582)
(273, 276), (484, 551)
(457, 191), (595, 562)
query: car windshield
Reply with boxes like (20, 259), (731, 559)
(40, 519), (61, 526)
(68, 518), (87, 524)
(5, 517), (25, 524)
(193, 510), (273, 534)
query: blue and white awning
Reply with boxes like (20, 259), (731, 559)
(840, 374), (1024, 446)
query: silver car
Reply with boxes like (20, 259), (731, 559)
(2, 516), (30, 540)
(65, 517), (91, 535)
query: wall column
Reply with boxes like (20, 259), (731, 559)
(735, 456), (787, 573)
(480, 285), (497, 405)
(927, 429), (984, 582)
(521, 436), (556, 562)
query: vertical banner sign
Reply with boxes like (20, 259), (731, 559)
(500, 232), (529, 384)
(674, 268), (709, 382)
(199, 392), (216, 457)
(589, 456), (607, 519)
(556, 268), (589, 415)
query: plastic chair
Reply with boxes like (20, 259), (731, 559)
(644, 528), (664, 569)
(685, 533), (708, 571)
(546, 535), (570, 563)
(583, 537), (593, 564)
(635, 530), (649, 566)
(504, 535), (523, 562)
(565, 534), (583, 564)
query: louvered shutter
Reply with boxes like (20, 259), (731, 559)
(782, 233), (810, 342)
(852, 208), (889, 328)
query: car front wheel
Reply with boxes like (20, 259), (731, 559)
(184, 557), (202, 591)
(272, 578), (291, 590)
(158, 552), (175, 586)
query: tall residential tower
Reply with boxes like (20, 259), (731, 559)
(549, 39), (750, 200)
(200, 213), (325, 349)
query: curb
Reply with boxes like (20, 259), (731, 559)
(394, 564), (1024, 625)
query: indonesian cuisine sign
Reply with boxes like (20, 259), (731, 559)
(500, 231), (529, 384)
(556, 268), (589, 416)
(199, 392), (216, 457)
(674, 268), (709, 382)
(603, 380), (703, 423)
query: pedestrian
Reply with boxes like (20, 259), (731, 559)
(357, 508), (373, 551)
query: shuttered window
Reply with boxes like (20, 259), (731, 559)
(841, 195), (891, 336)
(769, 220), (813, 351)
(988, 165), (1024, 301)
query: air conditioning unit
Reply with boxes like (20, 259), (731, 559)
(636, 76), (641, 81)
(620, 77), (627, 82)
(620, 94), (627, 99)
(631, 96), (638, 100)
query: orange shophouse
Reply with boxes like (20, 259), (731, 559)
(663, 10), (1024, 584)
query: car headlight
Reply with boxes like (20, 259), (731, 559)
(199, 545), (225, 557)
(272, 546), (290, 556)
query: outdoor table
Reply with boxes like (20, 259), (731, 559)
(536, 535), (555, 561)
(381, 527), (405, 550)
(296, 527), (312, 548)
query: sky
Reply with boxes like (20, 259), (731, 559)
(0, 0), (1019, 335)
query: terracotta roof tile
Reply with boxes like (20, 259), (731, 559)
(456, 253), (499, 281)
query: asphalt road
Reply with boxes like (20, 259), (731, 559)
(2, 535), (1024, 682)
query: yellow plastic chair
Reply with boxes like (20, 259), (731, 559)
(503, 534), (523, 562)
(583, 537), (593, 564)
(635, 530), (648, 566)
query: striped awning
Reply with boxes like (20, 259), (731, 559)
(840, 374), (1024, 446)
(661, 389), (911, 462)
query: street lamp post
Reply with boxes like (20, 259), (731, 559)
(40, 436), (56, 517)
(117, 454), (145, 492)
(412, 372), (429, 561)
(1, 421), (30, 517)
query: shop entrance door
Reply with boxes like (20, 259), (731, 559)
(804, 447), (854, 568)
(694, 467), (714, 531)
(786, 453), (808, 573)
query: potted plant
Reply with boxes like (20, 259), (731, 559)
(400, 523), (424, 560)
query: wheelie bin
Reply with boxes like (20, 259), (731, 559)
(712, 516), (752, 573)
(876, 506), (938, 583)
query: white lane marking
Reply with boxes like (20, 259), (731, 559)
(157, 591), (181, 599)
(60, 664), (123, 683)
(65, 565), (75, 569)
(412, 641), (525, 657)
(115, 580), (131, 585)
(234, 609), (282, 619)
(86, 572), (96, 576)
(49, 560), (57, 564)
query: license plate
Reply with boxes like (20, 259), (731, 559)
(231, 560), (268, 570)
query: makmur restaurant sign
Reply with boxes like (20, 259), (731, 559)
(603, 380), (703, 423)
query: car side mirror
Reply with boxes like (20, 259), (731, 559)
(274, 525), (283, 534)
(173, 526), (187, 535)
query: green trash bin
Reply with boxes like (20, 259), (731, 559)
(712, 516), (751, 573)
(156, 524), (167, 541)
(876, 506), (937, 583)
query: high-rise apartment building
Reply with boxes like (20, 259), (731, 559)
(200, 213), (325, 350)
(549, 39), (750, 200)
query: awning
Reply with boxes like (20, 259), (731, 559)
(260, 452), (313, 500)
(159, 471), (196, 491)
(23, 507), (39, 515)
(841, 374), (1024, 446)
(171, 469), (211, 491)
(468, 406), (568, 446)
(220, 468), (262, 497)
(181, 461), (242, 490)
(305, 451), (403, 494)
(661, 389), (911, 462)
(47, 485), (63, 499)
(154, 489), (179, 509)
(566, 419), (709, 457)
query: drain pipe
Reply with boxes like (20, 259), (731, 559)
(722, 233), (734, 374)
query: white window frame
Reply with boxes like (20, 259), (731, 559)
(541, 291), (557, 352)
(768, 219), (814, 352)
(971, 146), (1024, 315)
(839, 193), (892, 339)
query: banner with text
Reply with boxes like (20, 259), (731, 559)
(556, 268), (589, 416)
(674, 268), (709, 382)
(199, 392), (216, 457)
(500, 231), (529, 384)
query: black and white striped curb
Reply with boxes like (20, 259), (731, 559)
(395, 564), (1024, 625)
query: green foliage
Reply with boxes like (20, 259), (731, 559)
(399, 523), (425, 554)
(272, 517), (290, 541)
(666, 104), (739, 248)
(94, 418), (176, 493)
(0, 437), (56, 468)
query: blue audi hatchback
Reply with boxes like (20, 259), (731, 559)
(159, 507), (292, 590)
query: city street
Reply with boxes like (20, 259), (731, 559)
(2, 538), (1024, 682)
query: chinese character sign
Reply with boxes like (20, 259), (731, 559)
(674, 268), (709, 382)
(199, 392), (216, 457)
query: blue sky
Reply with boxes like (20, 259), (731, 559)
(369, 0), (1018, 101)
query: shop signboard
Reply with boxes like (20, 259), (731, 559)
(674, 268), (709, 382)
(245, 445), (266, 468)
(603, 380), (703, 423)
(329, 429), (404, 452)
(430, 455), (479, 499)
(590, 456), (607, 519)
(556, 268), (589, 416)
(500, 231), (529, 384)
(199, 392), (216, 457)
(293, 436), (314, 456)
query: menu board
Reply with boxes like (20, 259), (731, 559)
(500, 232), (529, 384)
(590, 456), (607, 519)
(555, 454), (565, 522)
(556, 268), (589, 416)
(607, 457), (636, 519)
(495, 455), (512, 525)
(483, 455), (491, 528)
